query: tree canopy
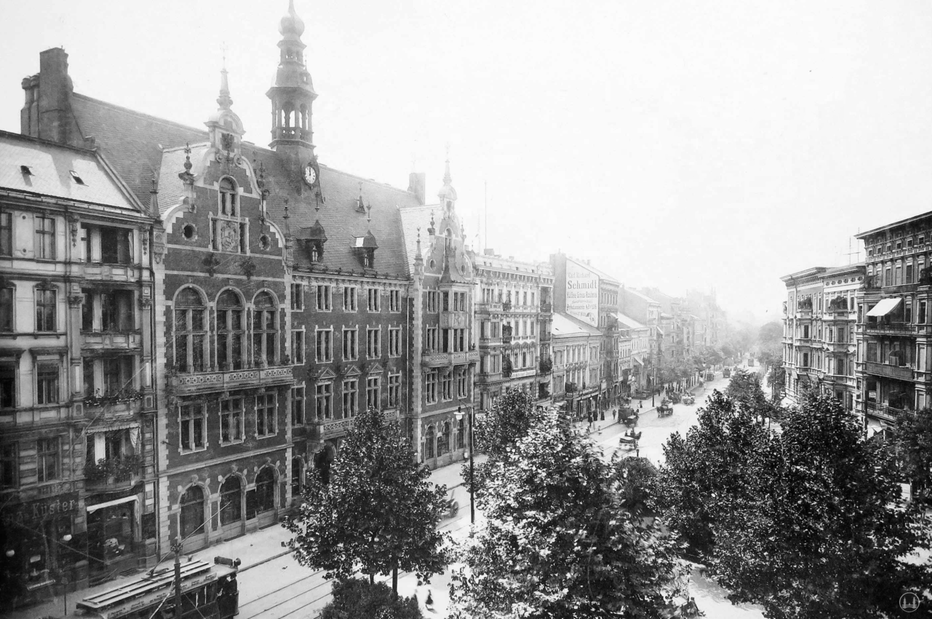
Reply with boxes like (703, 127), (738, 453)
(657, 390), (932, 618)
(893, 408), (932, 503)
(284, 407), (450, 594)
(450, 411), (692, 618)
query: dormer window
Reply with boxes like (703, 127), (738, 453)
(363, 249), (375, 268)
(310, 241), (323, 262)
(354, 232), (378, 269)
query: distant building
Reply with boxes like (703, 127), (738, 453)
(551, 313), (602, 418)
(471, 250), (554, 410)
(781, 265), (864, 412)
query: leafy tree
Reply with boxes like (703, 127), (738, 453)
(724, 368), (776, 424)
(709, 393), (932, 618)
(656, 391), (775, 560)
(285, 407), (450, 594)
(450, 412), (692, 618)
(320, 578), (423, 619)
(612, 456), (659, 518)
(893, 408), (932, 503)
(755, 322), (783, 370)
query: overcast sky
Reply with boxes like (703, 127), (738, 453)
(4, 0), (932, 323)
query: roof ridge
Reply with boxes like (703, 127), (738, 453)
(0, 128), (97, 154)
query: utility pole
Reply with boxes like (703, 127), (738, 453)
(173, 537), (183, 619)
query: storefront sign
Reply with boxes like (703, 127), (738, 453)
(565, 259), (599, 327)
(1, 492), (80, 527)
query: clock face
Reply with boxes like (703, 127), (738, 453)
(303, 162), (318, 187)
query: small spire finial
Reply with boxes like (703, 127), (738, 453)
(217, 46), (233, 111)
(178, 143), (195, 185)
(366, 204), (372, 224)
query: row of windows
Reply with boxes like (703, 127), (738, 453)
(423, 327), (467, 353)
(424, 369), (470, 404)
(479, 287), (537, 307)
(313, 326), (403, 362)
(0, 438), (60, 489)
(178, 393), (279, 453)
(426, 290), (468, 313)
(0, 285), (59, 333)
(0, 211), (54, 260)
(313, 285), (402, 313)
(311, 375), (401, 421)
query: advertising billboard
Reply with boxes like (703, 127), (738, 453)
(565, 259), (599, 326)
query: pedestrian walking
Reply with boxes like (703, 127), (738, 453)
(611, 408), (616, 421)
(600, 408), (605, 421)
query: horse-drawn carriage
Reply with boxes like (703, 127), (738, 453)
(657, 400), (674, 417)
(619, 406), (638, 427)
(682, 394), (695, 405)
(619, 429), (642, 450)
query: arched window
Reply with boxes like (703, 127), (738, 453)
(174, 288), (206, 373)
(252, 292), (277, 366)
(219, 178), (237, 217)
(179, 486), (204, 539)
(299, 104), (308, 130)
(219, 476), (242, 526)
(283, 102), (295, 128)
(217, 290), (245, 370)
(256, 466), (275, 513)
(424, 425), (435, 460)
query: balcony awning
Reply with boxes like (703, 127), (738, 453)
(867, 298), (901, 317)
(86, 495), (137, 513)
(632, 356), (644, 366)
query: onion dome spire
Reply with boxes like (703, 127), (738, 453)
(279, 0), (306, 41)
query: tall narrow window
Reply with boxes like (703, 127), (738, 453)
(366, 376), (380, 411)
(217, 291), (245, 370)
(36, 362), (59, 405)
(292, 385), (305, 426)
(35, 214), (55, 260)
(316, 382), (332, 420)
(180, 403), (206, 452)
(101, 290), (134, 332)
(291, 330), (305, 364)
(388, 373), (400, 408)
(36, 437), (59, 482)
(343, 287), (357, 311)
(342, 379), (358, 418)
(0, 286), (12, 332)
(389, 327), (401, 357)
(367, 289), (380, 312)
(100, 227), (132, 265)
(290, 283), (304, 310)
(441, 373), (453, 400)
(0, 210), (11, 257)
(219, 476), (242, 526)
(316, 330), (333, 362)
(425, 371), (437, 404)
(343, 328), (358, 361)
(0, 361), (14, 409)
(219, 178), (237, 216)
(252, 292), (277, 366)
(256, 393), (277, 438)
(389, 290), (401, 313)
(103, 356), (134, 395)
(367, 327), (381, 359)
(35, 286), (56, 332)
(316, 285), (332, 311)
(174, 288), (206, 373)
(0, 443), (17, 489)
(457, 370), (468, 398)
(220, 397), (244, 444)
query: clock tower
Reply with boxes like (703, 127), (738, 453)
(267, 0), (318, 174)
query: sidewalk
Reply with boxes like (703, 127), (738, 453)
(8, 409), (655, 619)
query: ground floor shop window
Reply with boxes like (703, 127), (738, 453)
(87, 501), (135, 580)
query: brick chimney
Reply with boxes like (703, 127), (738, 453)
(407, 172), (426, 205)
(21, 48), (82, 147)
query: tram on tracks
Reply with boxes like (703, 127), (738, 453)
(70, 556), (240, 619)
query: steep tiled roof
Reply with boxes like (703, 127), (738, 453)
(71, 94), (205, 205)
(0, 130), (140, 210)
(399, 204), (436, 273)
(553, 312), (601, 337)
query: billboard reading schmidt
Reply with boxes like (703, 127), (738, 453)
(566, 259), (599, 327)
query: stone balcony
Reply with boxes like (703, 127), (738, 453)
(422, 350), (480, 368)
(82, 262), (143, 283)
(315, 408), (400, 440)
(81, 331), (143, 351)
(475, 301), (503, 314)
(862, 361), (913, 382)
(170, 365), (294, 395)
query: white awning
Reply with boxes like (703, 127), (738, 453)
(867, 298), (901, 317)
(86, 496), (137, 513)
(632, 356), (644, 366)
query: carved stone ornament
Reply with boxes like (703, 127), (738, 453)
(68, 294), (84, 307)
(219, 221), (240, 252)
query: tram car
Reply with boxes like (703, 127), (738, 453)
(69, 556), (239, 619)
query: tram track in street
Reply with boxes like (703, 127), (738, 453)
(237, 509), (477, 619)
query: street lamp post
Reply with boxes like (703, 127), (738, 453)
(60, 533), (72, 617)
(456, 406), (475, 524)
